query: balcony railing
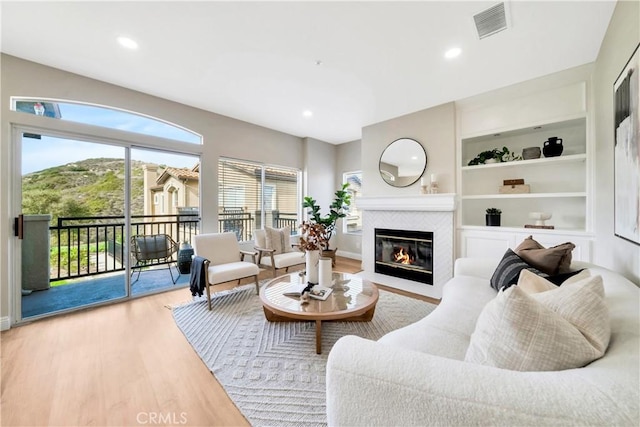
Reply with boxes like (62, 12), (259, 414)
(273, 212), (298, 232)
(218, 210), (298, 240)
(46, 210), (297, 283)
(50, 213), (200, 282)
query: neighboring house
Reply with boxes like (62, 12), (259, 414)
(142, 161), (298, 239)
(142, 163), (200, 217)
(218, 160), (299, 231)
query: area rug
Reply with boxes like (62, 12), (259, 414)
(172, 282), (436, 427)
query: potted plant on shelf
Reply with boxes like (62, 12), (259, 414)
(302, 183), (351, 264)
(486, 208), (502, 226)
(468, 147), (521, 166)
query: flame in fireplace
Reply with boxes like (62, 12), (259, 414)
(392, 247), (415, 265)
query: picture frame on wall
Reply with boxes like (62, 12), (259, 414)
(613, 43), (640, 246)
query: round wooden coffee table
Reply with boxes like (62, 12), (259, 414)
(259, 271), (379, 354)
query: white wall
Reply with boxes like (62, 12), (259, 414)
(361, 102), (456, 197)
(592, 0), (640, 284)
(302, 136), (337, 243)
(335, 139), (362, 258)
(0, 54), (306, 323)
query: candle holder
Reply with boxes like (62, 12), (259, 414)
(428, 174), (439, 194)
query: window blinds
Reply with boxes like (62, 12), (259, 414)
(218, 158), (300, 240)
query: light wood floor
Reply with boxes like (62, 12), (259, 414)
(1, 257), (435, 426)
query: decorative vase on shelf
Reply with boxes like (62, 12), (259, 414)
(486, 214), (501, 227)
(305, 249), (320, 284)
(543, 137), (563, 157)
(522, 146), (541, 160)
(485, 208), (502, 227)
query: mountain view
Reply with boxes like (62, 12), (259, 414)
(21, 158), (152, 221)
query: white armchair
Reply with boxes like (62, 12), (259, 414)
(193, 232), (260, 310)
(254, 227), (305, 277)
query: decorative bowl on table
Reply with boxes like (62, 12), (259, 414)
(522, 147), (541, 160)
(529, 212), (552, 226)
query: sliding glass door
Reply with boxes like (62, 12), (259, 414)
(17, 133), (202, 320)
(19, 132), (128, 319)
(129, 148), (200, 295)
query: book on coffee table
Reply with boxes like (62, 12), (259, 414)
(308, 285), (332, 301)
(282, 283), (308, 297)
(282, 283), (332, 300)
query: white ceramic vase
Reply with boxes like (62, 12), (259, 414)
(318, 257), (333, 287)
(305, 250), (320, 284)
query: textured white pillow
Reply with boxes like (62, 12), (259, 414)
(517, 268), (591, 294)
(531, 274), (609, 356)
(465, 275), (609, 371)
(265, 226), (291, 254)
(516, 269), (557, 293)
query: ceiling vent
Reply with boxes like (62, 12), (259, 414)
(473, 2), (508, 40)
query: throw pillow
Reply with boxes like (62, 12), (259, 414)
(516, 269), (557, 294)
(546, 268), (589, 286)
(514, 235), (575, 275)
(465, 274), (609, 371)
(265, 226), (292, 254)
(531, 274), (609, 356)
(517, 268), (590, 293)
(489, 249), (547, 292)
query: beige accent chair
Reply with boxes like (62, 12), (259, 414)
(254, 227), (305, 277)
(193, 232), (260, 310)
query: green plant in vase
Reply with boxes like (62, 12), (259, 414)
(486, 208), (502, 227)
(468, 147), (521, 166)
(302, 183), (351, 251)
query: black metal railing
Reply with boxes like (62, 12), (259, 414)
(50, 213), (199, 282)
(218, 211), (254, 241)
(273, 212), (298, 233)
(217, 211), (298, 240)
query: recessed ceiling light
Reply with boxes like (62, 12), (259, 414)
(117, 36), (138, 50)
(444, 47), (462, 59)
(303, 110), (313, 118)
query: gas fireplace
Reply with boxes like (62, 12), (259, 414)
(374, 228), (433, 285)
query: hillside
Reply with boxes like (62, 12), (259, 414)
(21, 158), (150, 220)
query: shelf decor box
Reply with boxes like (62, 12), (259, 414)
(499, 184), (531, 194)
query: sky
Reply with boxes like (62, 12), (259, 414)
(21, 102), (201, 174)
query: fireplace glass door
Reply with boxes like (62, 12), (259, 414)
(374, 228), (433, 284)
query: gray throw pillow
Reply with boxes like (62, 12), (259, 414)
(490, 249), (547, 292)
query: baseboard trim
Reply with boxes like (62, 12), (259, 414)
(1, 316), (10, 331)
(337, 250), (361, 261)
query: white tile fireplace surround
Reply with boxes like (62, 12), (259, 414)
(357, 194), (457, 300)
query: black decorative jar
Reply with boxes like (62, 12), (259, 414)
(543, 137), (564, 157)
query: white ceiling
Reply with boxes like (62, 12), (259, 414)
(0, 1), (616, 144)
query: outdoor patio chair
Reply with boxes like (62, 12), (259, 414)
(130, 234), (180, 284)
(193, 232), (260, 310)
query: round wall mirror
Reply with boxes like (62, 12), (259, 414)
(379, 138), (427, 187)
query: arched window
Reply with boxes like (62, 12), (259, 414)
(11, 98), (202, 144)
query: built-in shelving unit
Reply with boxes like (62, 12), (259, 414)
(455, 73), (594, 261)
(462, 192), (586, 200)
(460, 153), (586, 171)
(460, 117), (588, 231)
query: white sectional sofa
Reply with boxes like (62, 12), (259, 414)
(326, 258), (639, 426)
